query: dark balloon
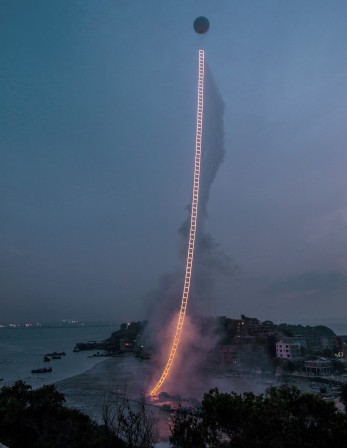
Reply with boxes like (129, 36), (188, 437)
(193, 16), (210, 35)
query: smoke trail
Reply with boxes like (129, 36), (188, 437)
(146, 64), (236, 395)
(199, 65), (226, 219)
(146, 65), (234, 323)
(179, 65), (236, 308)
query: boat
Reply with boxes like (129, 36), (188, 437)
(31, 367), (52, 374)
(87, 352), (105, 358)
(43, 356), (51, 362)
(45, 351), (66, 357)
(52, 355), (61, 359)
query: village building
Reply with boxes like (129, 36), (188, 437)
(276, 340), (300, 360)
(304, 358), (333, 375)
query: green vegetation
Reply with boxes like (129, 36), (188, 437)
(102, 389), (159, 448)
(276, 323), (335, 338)
(2, 379), (347, 448)
(0, 380), (159, 448)
(170, 385), (347, 447)
(340, 384), (347, 411)
(0, 380), (126, 448)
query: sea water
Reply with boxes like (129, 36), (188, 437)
(0, 325), (119, 388)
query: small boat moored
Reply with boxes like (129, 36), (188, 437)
(45, 351), (66, 357)
(31, 367), (52, 374)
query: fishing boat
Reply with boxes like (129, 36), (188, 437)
(31, 367), (52, 374)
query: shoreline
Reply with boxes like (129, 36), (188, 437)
(0, 325), (120, 388)
(54, 355), (154, 410)
(54, 355), (172, 442)
(0, 353), (112, 391)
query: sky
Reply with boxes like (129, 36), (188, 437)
(1, 0), (347, 324)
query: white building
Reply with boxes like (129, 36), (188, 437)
(276, 340), (300, 360)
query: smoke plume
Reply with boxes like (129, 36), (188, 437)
(146, 64), (237, 395)
(179, 65), (237, 307)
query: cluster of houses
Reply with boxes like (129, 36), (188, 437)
(210, 315), (347, 375)
(100, 316), (347, 377)
(275, 337), (346, 376)
(105, 321), (151, 358)
(74, 321), (148, 356)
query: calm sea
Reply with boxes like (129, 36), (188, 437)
(0, 325), (119, 387)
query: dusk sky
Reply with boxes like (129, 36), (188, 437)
(2, 0), (347, 324)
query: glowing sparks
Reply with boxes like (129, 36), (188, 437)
(149, 49), (205, 396)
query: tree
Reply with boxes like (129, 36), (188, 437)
(170, 385), (347, 447)
(322, 348), (334, 357)
(340, 384), (347, 412)
(170, 409), (205, 448)
(0, 380), (126, 448)
(102, 387), (159, 448)
(276, 358), (296, 374)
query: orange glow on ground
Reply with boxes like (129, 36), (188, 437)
(149, 49), (205, 396)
